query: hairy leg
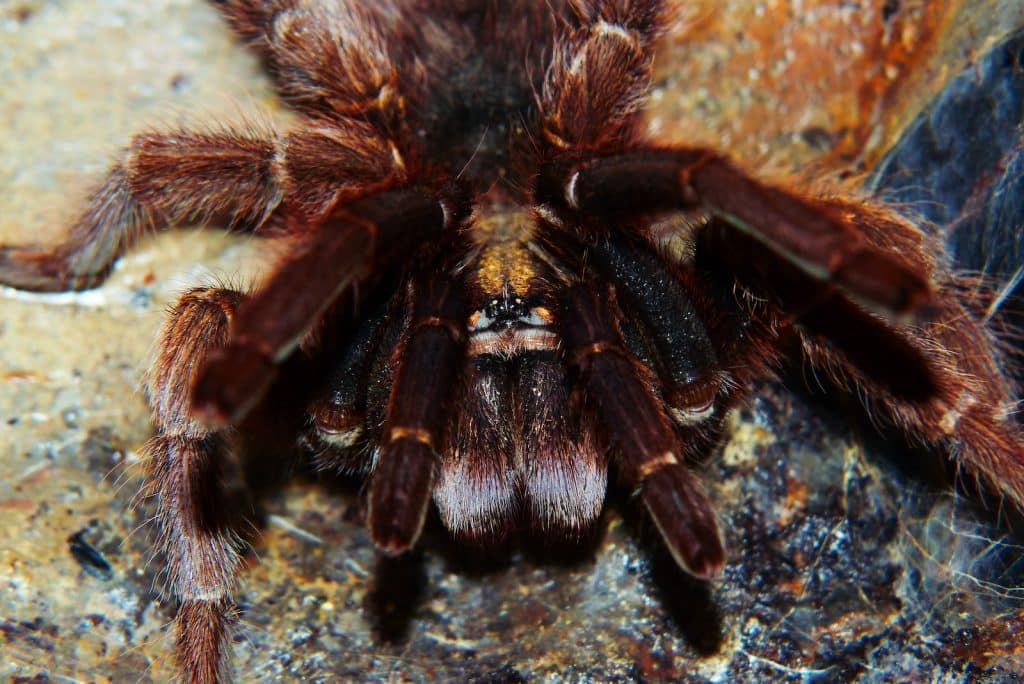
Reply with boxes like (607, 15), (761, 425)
(540, 0), (665, 151)
(798, 201), (1024, 510)
(0, 109), (408, 293)
(800, 298), (1024, 508)
(699, 202), (1024, 514)
(0, 128), (283, 292)
(585, 232), (724, 418)
(191, 185), (461, 427)
(369, 266), (468, 553)
(557, 280), (724, 578)
(211, 0), (402, 120)
(537, 149), (932, 318)
(142, 286), (251, 683)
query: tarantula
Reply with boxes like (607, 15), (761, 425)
(2, 0), (1022, 680)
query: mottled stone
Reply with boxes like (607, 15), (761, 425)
(870, 25), (1024, 336)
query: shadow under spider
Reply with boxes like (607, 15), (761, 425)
(615, 490), (725, 656)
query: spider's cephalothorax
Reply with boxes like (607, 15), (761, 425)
(2, 1), (1022, 680)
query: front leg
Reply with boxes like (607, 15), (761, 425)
(536, 147), (942, 401)
(191, 186), (460, 428)
(539, 144), (1024, 529)
(557, 281), (725, 578)
(143, 286), (252, 683)
(537, 148), (932, 317)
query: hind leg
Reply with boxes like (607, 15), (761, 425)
(211, 0), (400, 119)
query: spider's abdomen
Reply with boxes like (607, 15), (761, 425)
(400, 2), (560, 185)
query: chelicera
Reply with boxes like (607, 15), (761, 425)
(1, 1), (1021, 680)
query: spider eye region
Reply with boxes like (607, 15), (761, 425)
(482, 293), (529, 325)
(468, 290), (556, 357)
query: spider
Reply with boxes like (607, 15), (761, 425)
(1, 0), (1021, 680)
